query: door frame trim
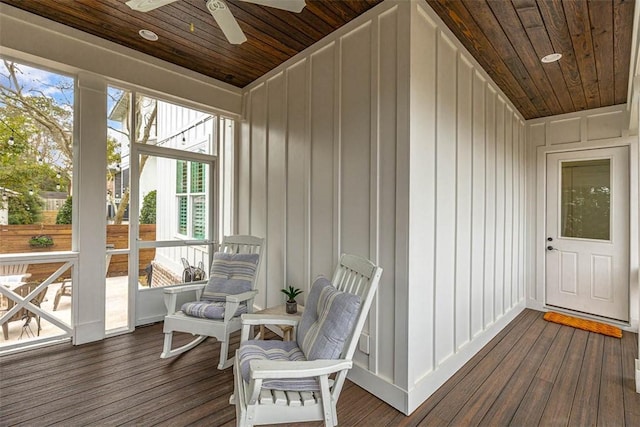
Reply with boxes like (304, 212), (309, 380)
(534, 136), (639, 329)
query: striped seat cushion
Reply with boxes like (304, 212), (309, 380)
(202, 252), (259, 301)
(297, 276), (361, 360)
(181, 301), (247, 319)
(238, 340), (319, 391)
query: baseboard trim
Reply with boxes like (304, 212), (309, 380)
(73, 319), (104, 344)
(348, 364), (409, 414)
(345, 301), (527, 416)
(407, 301), (526, 414)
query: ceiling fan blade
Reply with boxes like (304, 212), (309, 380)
(206, 0), (247, 45)
(125, 0), (179, 12)
(239, 0), (306, 13)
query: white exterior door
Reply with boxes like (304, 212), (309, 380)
(545, 147), (629, 321)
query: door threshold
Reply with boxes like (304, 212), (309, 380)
(543, 305), (632, 331)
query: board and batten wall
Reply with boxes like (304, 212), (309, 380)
(526, 105), (640, 331)
(237, 0), (527, 414)
(404, 1), (527, 412)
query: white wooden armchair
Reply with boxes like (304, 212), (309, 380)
(231, 253), (383, 427)
(161, 235), (264, 369)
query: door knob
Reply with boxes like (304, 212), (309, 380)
(547, 237), (553, 242)
(547, 246), (557, 251)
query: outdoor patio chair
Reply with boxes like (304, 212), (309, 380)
(231, 253), (383, 427)
(161, 235), (264, 369)
(53, 245), (113, 311)
(1, 282), (48, 340)
(0, 263), (31, 287)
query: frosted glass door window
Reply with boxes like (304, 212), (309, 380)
(560, 159), (610, 240)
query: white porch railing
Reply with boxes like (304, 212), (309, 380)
(0, 251), (78, 353)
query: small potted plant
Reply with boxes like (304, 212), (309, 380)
(29, 234), (54, 248)
(281, 285), (303, 314)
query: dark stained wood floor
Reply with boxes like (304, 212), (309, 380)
(1, 309), (638, 426)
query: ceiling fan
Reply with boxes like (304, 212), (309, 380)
(125, 0), (306, 45)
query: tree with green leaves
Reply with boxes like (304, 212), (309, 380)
(56, 195), (72, 224)
(140, 190), (156, 224)
(107, 90), (157, 224)
(0, 60), (73, 191)
(1, 60), (156, 225)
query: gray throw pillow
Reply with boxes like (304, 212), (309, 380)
(201, 252), (259, 301)
(296, 276), (361, 360)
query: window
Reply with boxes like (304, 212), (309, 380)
(176, 160), (207, 239)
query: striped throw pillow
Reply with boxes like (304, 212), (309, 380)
(201, 252), (259, 301)
(181, 300), (247, 319)
(297, 276), (361, 361)
(238, 340), (319, 390)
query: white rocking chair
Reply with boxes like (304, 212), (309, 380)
(161, 235), (264, 369)
(232, 253), (383, 427)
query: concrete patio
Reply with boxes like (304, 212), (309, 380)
(1, 276), (129, 347)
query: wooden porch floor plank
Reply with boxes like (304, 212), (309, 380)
(538, 329), (590, 425)
(1, 326), (161, 377)
(448, 312), (548, 425)
(597, 335), (625, 426)
(509, 325), (574, 425)
(5, 349), (220, 425)
(393, 308), (533, 427)
(1, 338), (169, 405)
(477, 321), (561, 425)
(1, 331), (219, 414)
(621, 331), (640, 426)
(58, 361), (233, 425)
(159, 384), (238, 426)
(417, 309), (540, 425)
(567, 333), (604, 426)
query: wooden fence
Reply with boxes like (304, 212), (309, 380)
(0, 224), (156, 282)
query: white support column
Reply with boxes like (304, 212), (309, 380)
(73, 72), (108, 344)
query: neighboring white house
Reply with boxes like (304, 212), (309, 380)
(107, 91), (234, 283)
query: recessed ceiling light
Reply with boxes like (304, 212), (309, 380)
(139, 29), (158, 41)
(541, 53), (562, 63)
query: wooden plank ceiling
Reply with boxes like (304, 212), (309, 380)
(1, 0), (635, 120)
(427, 0), (635, 119)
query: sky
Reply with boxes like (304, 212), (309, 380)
(0, 60), (74, 107)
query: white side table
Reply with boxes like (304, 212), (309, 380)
(254, 303), (305, 341)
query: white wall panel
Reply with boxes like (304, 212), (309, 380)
(587, 110), (624, 140)
(409, 4), (437, 379)
(310, 45), (336, 281)
(549, 117), (581, 145)
(455, 55), (473, 350)
(266, 73), (286, 308)
(249, 84), (268, 305)
(504, 109), (514, 311)
(434, 32), (458, 366)
(483, 87), (497, 327)
(471, 71), (487, 338)
(340, 23), (372, 259)
(495, 98), (506, 318)
(377, 5), (399, 381)
(285, 60), (308, 300)
(238, 93), (251, 234)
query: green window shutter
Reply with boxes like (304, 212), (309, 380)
(192, 195), (206, 239)
(178, 196), (188, 234)
(191, 162), (205, 193)
(176, 160), (187, 193)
